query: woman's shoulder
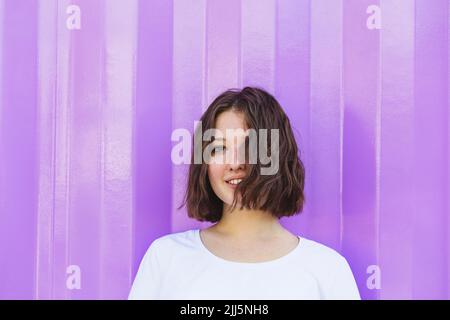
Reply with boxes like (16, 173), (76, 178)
(297, 236), (350, 267)
(298, 237), (360, 299)
(144, 229), (199, 256)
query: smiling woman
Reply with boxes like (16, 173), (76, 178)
(183, 87), (305, 223)
(128, 87), (361, 300)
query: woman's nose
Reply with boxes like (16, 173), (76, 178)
(229, 161), (245, 171)
(227, 146), (246, 170)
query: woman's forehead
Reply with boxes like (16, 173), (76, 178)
(214, 110), (248, 131)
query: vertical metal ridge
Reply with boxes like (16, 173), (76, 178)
(374, 0), (383, 301)
(446, 0), (450, 299)
(101, 0), (137, 298)
(202, 0), (208, 109)
(35, 0), (59, 300)
(338, 0), (344, 253)
(98, 0), (106, 298)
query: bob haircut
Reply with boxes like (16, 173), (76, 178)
(181, 86), (305, 223)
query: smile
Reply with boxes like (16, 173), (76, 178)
(226, 179), (243, 185)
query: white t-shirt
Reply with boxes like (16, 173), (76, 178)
(128, 229), (361, 300)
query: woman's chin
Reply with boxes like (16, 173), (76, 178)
(222, 196), (243, 210)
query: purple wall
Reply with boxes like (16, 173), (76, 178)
(0, 0), (449, 300)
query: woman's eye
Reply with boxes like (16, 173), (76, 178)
(213, 146), (225, 153)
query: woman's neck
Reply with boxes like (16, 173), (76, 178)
(212, 205), (284, 239)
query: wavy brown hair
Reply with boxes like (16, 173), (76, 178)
(179, 86), (305, 223)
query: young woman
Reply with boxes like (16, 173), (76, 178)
(129, 87), (361, 300)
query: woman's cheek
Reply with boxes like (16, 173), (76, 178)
(208, 164), (229, 202)
(207, 164), (222, 188)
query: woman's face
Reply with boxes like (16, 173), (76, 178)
(207, 110), (248, 207)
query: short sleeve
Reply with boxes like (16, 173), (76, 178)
(326, 255), (361, 300)
(128, 240), (161, 300)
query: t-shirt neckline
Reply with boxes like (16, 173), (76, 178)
(194, 228), (304, 266)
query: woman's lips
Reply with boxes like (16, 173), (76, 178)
(226, 181), (238, 189)
(225, 179), (242, 189)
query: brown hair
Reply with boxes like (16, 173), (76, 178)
(180, 86), (305, 222)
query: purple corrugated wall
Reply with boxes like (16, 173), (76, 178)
(0, 0), (448, 300)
